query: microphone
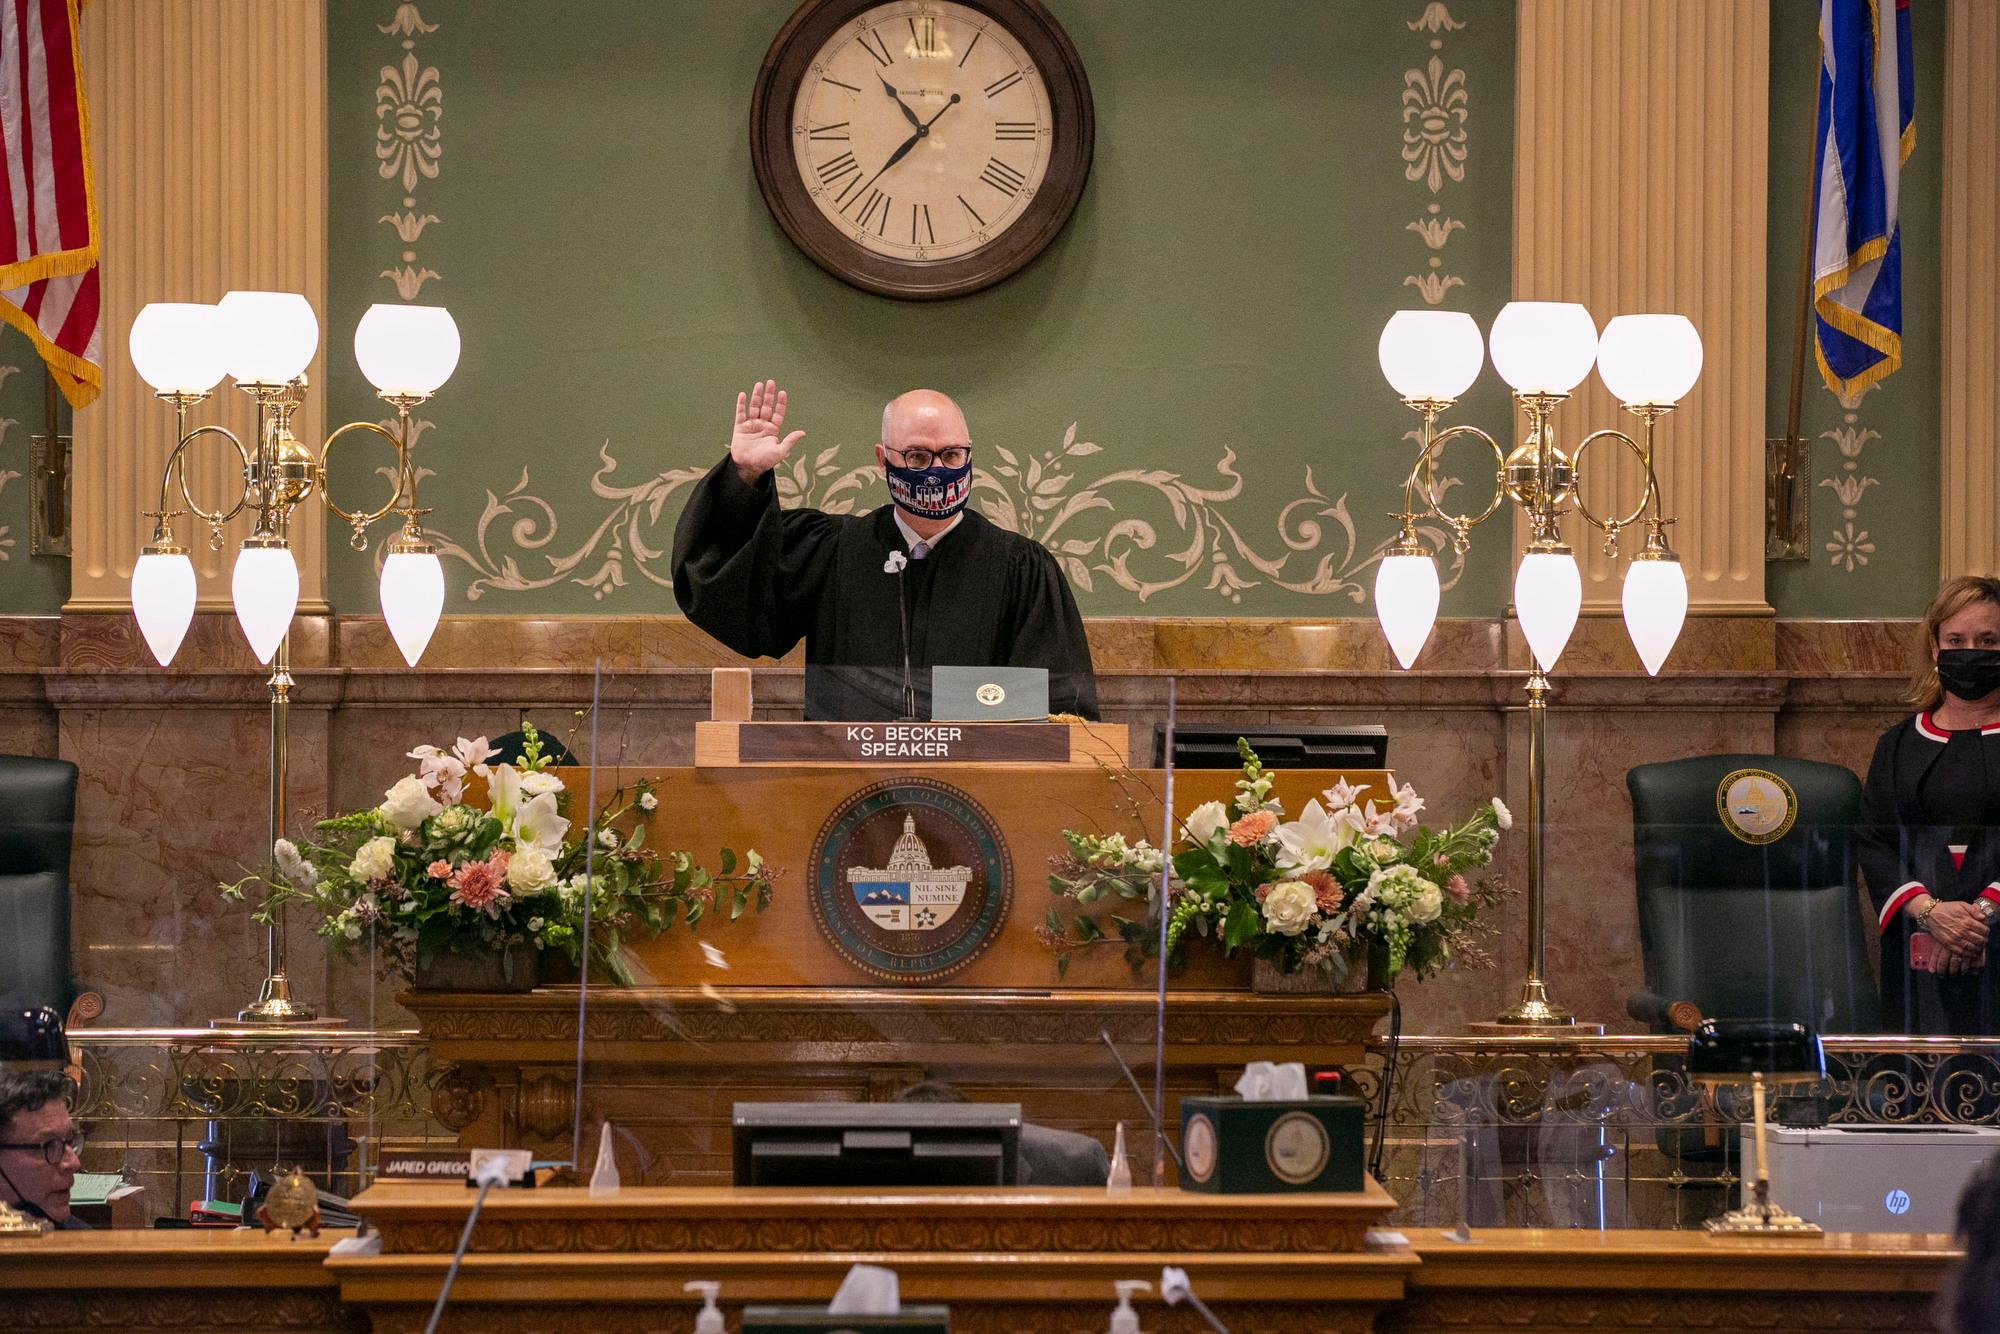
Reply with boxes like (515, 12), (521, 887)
(884, 548), (918, 720)
(1160, 1267), (1231, 1334)
(1099, 1029), (1185, 1177)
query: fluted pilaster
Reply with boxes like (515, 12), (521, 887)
(1940, 0), (1999, 580)
(1513, 0), (1770, 614)
(70, 0), (328, 613)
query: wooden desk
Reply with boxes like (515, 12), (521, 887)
(332, 1181), (1411, 1332)
(0, 1226), (360, 1331)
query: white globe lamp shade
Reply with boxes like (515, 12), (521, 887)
(1513, 549), (1583, 672)
(216, 290), (319, 385)
(354, 304), (461, 397)
(380, 550), (446, 666)
(1622, 556), (1688, 676)
(1377, 311), (1485, 402)
(1374, 551), (1441, 670)
(130, 551), (197, 665)
(1488, 301), (1599, 395)
(231, 543), (299, 665)
(128, 303), (228, 394)
(1597, 314), (1703, 406)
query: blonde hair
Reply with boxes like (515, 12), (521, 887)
(1908, 575), (2000, 711)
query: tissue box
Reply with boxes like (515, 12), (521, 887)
(1178, 1095), (1365, 1193)
(742, 1309), (950, 1332)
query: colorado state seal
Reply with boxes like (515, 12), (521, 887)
(809, 778), (1012, 984)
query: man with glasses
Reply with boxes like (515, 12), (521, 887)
(674, 381), (1098, 722)
(0, 1070), (84, 1229)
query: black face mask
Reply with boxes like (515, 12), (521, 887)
(1936, 648), (2000, 703)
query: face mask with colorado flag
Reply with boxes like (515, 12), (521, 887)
(883, 452), (972, 521)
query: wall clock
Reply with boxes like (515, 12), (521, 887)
(750, 0), (1094, 300)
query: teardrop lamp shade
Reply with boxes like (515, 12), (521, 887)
(1622, 556), (1688, 676)
(379, 550), (445, 666)
(217, 290), (318, 385)
(130, 551), (197, 665)
(128, 303), (228, 394)
(1513, 549), (1582, 672)
(231, 544), (300, 665)
(1377, 311), (1485, 402)
(1374, 551), (1441, 669)
(1488, 301), (1599, 395)
(1597, 314), (1703, 406)
(354, 304), (461, 397)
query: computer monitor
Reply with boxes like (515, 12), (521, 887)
(1153, 724), (1389, 769)
(743, 1309), (950, 1333)
(732, 1102), (1021, 1187)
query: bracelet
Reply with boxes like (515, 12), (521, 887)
(1913, 898), (1937, 930)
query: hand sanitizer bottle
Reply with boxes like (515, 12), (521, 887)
(1106, 1121), (1132, 1196)
(1109, 1279), (1150, 1334)
(589, 1121), (621, 1198)
(685, 1280), (724, 1334)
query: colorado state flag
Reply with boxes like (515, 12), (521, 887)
(1811, 0), (1916, 397)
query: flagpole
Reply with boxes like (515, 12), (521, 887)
(1771, 43), (1827, 560)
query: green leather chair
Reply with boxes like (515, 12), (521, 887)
(1626, 754), (1879, 1034)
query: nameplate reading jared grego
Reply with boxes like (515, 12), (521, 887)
(734, 722), (1070, 764)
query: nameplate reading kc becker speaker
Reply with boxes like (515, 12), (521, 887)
(736, 722), (1070, 764)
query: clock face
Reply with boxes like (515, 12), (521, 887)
(752, 0), (1092, 300)
(790, 2), (1053, 263)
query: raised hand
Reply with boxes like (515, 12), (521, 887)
(729, 379), (806, 484)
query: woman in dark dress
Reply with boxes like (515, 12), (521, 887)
(1859, 576), (2000, 1035)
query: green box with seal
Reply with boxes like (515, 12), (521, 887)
(1178, 1095), (1366, 1193)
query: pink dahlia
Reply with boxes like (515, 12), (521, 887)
(1227, 811), (1277, 846)
(447, 856), (511, 916)
(1305, 870), (1344, 914)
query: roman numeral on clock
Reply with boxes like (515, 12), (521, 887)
(958, 193), (985, 227)
(979, 157), (1026, 197)
(957, 29), (981, 67)
(983, 69), (1023, 98)
(912, 202), (935, 244)
(822, 76), (860, 93)
(817, 151), (861, 188)
(908, 14), (939, 58)
(808, 121), (851, 141)
(859, 28), (893, 66)
(854, 189), (892, 235)
(994, 121), (1037, 141)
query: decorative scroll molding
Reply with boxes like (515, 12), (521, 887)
(1513, 1), (1769, 611)
(1941, 0), (2000, 579)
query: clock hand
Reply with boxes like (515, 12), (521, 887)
(920, 92), (961, 130)
(854, 95), (962, 203)
(880, 74), (923, 131)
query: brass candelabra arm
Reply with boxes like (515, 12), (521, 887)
(153, 422), (255, 551)
(314, 418), (411, 549)
(1400, 420), (1509, 553)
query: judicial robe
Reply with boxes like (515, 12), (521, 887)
(671, 455), (1099, 722)
(1858, 711), (2000, 1034)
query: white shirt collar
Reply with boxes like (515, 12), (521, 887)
(893, 508), (963, 554)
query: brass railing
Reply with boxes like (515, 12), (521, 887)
(70, 1027), (447, 1222)
(1344, 1034), (2000, 1230)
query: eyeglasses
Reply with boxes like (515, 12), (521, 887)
(0, 1132), (84, 1166)
(887, 445), (973, 470)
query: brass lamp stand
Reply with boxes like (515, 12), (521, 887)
(141, 381), (436, 1026)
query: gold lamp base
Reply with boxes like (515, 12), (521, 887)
(1494, 978), (1576, 1026)
(221, 973), (341, 1027)
(1705, 1182), (1822, 1237)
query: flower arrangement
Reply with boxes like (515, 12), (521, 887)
(222, 725), (776, 985)
(1046, 740), (1509, 985)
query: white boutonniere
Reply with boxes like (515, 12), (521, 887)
(883, 550), (908, 574)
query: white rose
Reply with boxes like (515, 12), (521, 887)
(1409, 881), (1443, 923)
(639, 791), (658, 812)
(519, 770), (565, 799)
(378, 774), (443, 831)
(348, 835), (396, 883)
(1183, 801), (1230, 847)
(528, 917), (546, 933)
(507, 844), (557, 894)
(1260, 882), (1318, 937)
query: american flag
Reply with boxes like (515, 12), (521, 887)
(0, 0), (98, 408)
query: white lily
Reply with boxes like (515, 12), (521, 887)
(486, 763), (522, 828)
(514, 791), (569, 854)
(1274, 798), (1355, 875)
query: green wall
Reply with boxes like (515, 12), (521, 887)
(1765, 0), (1944, 618)
(0, 326), (70, 615)
(325, 0), (1518, 618)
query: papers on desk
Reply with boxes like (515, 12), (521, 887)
(68, 1172), (139, 1207)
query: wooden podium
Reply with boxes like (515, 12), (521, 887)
(402, 687), (1394, 1177)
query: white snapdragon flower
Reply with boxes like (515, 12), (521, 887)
(349, 835), (397, 883)
(1182, 800), (1230, 847)
(378, 774), (443, 831)
(1260, 882), (1318, 936)
(507, 844), (558, 894)
(1491, 797), (1513, 830)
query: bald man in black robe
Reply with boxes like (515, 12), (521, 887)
(672, 380), (1098, 722)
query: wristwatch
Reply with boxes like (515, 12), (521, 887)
(1977, 899), (1999, 926)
